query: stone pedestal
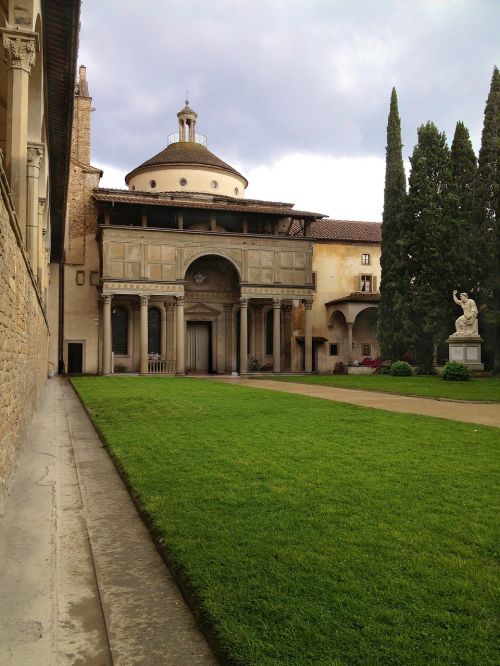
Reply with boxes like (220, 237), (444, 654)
(447, 336), (484, 371)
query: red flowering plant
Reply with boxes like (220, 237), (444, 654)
(360, 357), (381, 368)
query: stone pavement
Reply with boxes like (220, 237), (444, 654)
(0, 378), (216, 666)
(209, 377), (500, 428)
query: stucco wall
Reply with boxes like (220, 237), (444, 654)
(128, 165), (246, 198)
(0, 178), (48, 506)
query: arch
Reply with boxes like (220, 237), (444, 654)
(112, 306), (128, 355)
(184, 250), (241, 281)
(148, 307), (161, 355)
(353, 306), (379, 359)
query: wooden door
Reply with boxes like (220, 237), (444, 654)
(187, 322), (211, 372)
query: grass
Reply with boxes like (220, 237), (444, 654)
(261, 374), (500, 402)
(72, 376), (499, 666)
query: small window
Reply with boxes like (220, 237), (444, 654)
(312, 272), (317, 291)
(360, 274), (372, 292)
(362, 253), (370, 265)
(234, 187), (239, 195)
(90, 271), (99, 286)
(361, 343), (371, 356)
(210, 180), (218, 189)
(131, 185), (136, 191)
(329, 343), (338, 356)
(75, 270), (85, 286)
(149, 179), (156, 189)
(179, 178), (187, 186)
(112, 307), (128, 355)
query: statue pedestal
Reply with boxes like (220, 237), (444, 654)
(447, 335), (484, 370)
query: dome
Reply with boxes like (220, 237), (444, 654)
(125, 102), (248, 198)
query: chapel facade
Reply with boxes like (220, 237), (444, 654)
(55, 69), (382, 378)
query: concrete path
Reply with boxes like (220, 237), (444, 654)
(0, 378), (216, 666)
(209, 377), (500, 428)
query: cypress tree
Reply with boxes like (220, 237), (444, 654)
(401, 122), (461, 367)
(378, 87), (408, 361)
(450, 121), (478, 291)
(475, 66), (500, 372)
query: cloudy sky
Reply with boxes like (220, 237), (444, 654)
(78, 0), (499, 221)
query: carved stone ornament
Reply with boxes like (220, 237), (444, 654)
(304, 300), (314, 310)
(272, 297), (281, 309)
(192, 269), (208, 284)
(27, 143), (44, 169)
(176, 295), (185, 306)
(240, 297), (248, 308)
(102, 294), (113, 305)
(2, 31), (37, 73)
(139, 294), (149, 306)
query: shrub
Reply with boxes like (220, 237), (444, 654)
(390, 360), (413, 376)
(442, 361), (471, 381)
(248, 354), (260, 371)
(379, 366), (392, 375)
(416, 364), (438, 376)
(333, 361), (346, 375)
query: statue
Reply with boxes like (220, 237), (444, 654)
(451, 290), (478, 337)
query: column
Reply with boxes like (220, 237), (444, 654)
(291, 300), (301, 372)
(160, 305), (167, 359)
(139, 294), (149, 374)
(102, 294), (113, 375)
(305, 300), (313, 373)
(239, 297), (248, 374)
(347, 322), (354, 365)
(223, 303), (234, 372)
(37, 198), (45, 287)
(273, 297), (281, 373)
(166, 301), (176, 360)
(1, 29), (38, 239)
(176, 295), (185, 374)
(26, 143), (43, 278)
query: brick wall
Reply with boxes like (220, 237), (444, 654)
(0, 163), (48, 508)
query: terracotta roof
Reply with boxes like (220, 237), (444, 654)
(290, 218), (381, 242)
(125, 141), (248, 185)
(93, 188), (326, 219)
(326, 292), (380, 305)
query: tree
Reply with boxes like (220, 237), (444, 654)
(475, 66), (500, 372)
(450, 121), (478, 291)
(401, 122), (461, 367)
(378, 87), (408, 361)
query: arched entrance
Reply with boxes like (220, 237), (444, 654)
(184, 254), (240, 373)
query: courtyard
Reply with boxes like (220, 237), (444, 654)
(70, 376), (499, 665)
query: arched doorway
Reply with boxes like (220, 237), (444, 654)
(184, 254), (240, 373)
(353, 307), (379, 360)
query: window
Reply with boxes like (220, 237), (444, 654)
(265, 309), (273, 355)
(329, 343), (338, 356)
(90, 271), (99, 286)
(234, 187), (239, 195)
(360, 274), (372, 292)
(112, 307), (128, 355)
(210, 180), (218, 189)
(75, 270), (85, 285)
(361, 343), (371, 356)
(312, 272), (317, 291)
(148, 307), (161, 355)
(362, 253), (370, 265)
(179, 178), (187, 186)
(149, 179), (156, 189)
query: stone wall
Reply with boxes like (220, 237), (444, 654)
(0, 161), (48, 508)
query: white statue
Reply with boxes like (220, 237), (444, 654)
(451, 290), (478, 337)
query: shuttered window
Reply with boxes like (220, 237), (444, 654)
(265, 309), (273, 355)
(148, 307), (161, 355)
(112, 307), (128, 355)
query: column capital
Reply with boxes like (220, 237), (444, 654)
(1, 28), (38, 73)
(139, 293), (150, 306)
(347, 320), (354, 328)
(102, 294), (113, 305)
(27, 142), (44, 168)
(283, 303), (293, 313)
(304, 300), (314, 310)
(176, 295), (185, 306)
(166, 300), (176, 311)
(240, 297), (248, 309)
(223, 303), (234, 313)
(272, 297), (281, 309)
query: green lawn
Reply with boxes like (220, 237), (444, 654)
(261, 374), (500, 401)
(72, 376), (499, 666)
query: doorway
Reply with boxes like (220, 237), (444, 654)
(187, 322), (211, 373)
(67, 342), (83, 374)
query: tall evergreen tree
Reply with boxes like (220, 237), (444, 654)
(450, 121), (478, 290)
(378, 87), (408, 360)
(401, 122), (461, 367)
(475, 66), (500, 372)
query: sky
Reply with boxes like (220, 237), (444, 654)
(78, 0), (499, 222)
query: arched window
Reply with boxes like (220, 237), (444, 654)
(265, 309), (273, 356)
(148, 307), (161, 355)
(112, 307), (128, 355)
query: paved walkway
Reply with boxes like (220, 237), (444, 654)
(209, 377), (500, 427)
(0, 378), (216, 666)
